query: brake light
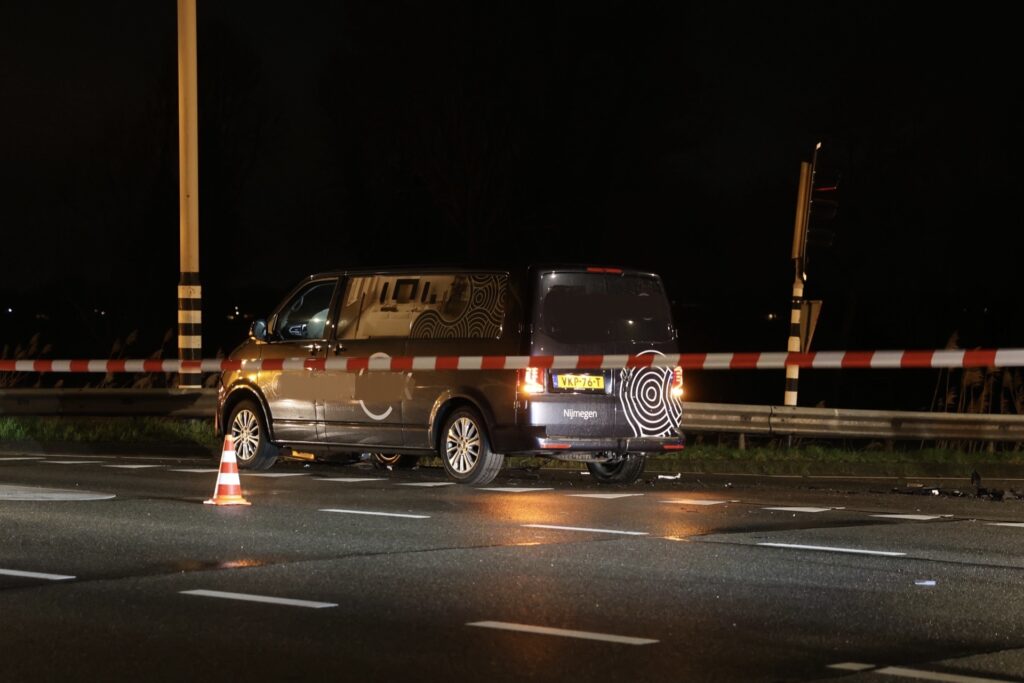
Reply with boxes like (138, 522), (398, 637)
(671, 366), (684, 399)
(519, 367), (545, 394)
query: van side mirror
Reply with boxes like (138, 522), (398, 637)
(250, 319), (268, 341)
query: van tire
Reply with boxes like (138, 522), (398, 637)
(226, 400), (279, 470)
(586, 455), (646, 484)
(440, 407), (502, 485)
(369, 453), (419, 470)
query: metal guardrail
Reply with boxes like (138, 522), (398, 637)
(683, 402), (1024, 442)
(2, 390), (1023, 442)
(0, 389), (216, 419)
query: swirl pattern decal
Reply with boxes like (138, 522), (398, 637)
(410, 275), (506, 339)
(618, 350), (683, 438)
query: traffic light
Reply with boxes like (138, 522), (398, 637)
(806, 180), (839, 247)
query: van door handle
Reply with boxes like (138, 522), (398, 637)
(333, 343), (346, 355)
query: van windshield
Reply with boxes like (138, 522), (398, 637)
(536, 272), (673, 345)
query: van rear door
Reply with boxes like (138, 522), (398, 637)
(530, 269), (681, 440)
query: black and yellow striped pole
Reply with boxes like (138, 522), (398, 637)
(785, 143), (820, 407)
(177, 0), (201, 389)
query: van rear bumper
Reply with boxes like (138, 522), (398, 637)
(535, 435), (685, 454)
(491, 426), (685, 455)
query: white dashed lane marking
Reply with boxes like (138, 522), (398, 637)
(758, 542), (905, 557)
(873, 665), (1015, 683)
(763, 506), (834, 513)
(103, 465), (164, 469)
(827, 663), (1017, 682)
(871, 514), (944, 521)
(242, 473), (308, 478)
(39, 460), (98, 465)
(660, 499), (731, 506)
(0, 485), (115, 501)
(0, 568), (75, 581)
(399, 482), (455, 487)
(988, 522), (1024, 528)
(828, 662), (875, 671)
(0, 457), (45, 462)
(567, 493), (644, 499)
(180, 589), (336, 609)
(468, 621), (658, 645)
(522, 524), (648, 536)
(479, 487), (554, 493)
(320, 508), (430, 519)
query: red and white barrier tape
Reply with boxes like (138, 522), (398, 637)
(2, 349), (1024, 373)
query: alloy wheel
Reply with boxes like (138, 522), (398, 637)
(445, 416), (481, 474)
(231, 409), (260, 462)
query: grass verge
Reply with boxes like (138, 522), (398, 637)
(0, 416), (219, 448)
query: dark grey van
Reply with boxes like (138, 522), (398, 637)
(216, 266), (684, 485)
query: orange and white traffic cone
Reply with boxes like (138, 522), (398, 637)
(204, 434), (251, 506)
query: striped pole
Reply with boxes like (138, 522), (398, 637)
(786, 156), (814, 406)
(177, 0), (201, 389)
(178, 274), (201, 386)
(785, 280), (803, 406)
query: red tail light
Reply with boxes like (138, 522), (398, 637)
(519, 366), (545, 394)
(671, 366), (684, 399)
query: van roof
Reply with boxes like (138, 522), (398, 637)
(303, 264), (661, 281)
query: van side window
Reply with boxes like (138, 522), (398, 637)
(339, 274), (507, 340)
(272, 280), (336, 341)
(340, 275), (415, 339)
(409, 274), (507, 339)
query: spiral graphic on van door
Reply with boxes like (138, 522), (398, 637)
(410, 275), (506, 339)
(619, 350), (683, 438)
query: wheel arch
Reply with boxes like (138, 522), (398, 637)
(428, 390), (497, 453)
(221, 383), (277, 445)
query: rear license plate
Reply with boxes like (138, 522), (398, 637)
(554, 374), (605, 391)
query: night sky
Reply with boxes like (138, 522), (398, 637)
(2, 2), (1021, 407)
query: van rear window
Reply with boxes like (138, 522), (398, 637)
(537, 272), (673, 344)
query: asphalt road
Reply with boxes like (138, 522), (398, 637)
(3, 450), (1024, 682)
